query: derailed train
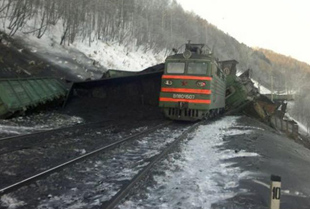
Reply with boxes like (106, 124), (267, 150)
(159, 43), (227, 121)
(158, 42), (276, 121)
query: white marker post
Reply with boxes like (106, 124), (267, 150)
(270, 175), (281, 209)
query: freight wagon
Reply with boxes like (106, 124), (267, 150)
(0, 78), (67, 118)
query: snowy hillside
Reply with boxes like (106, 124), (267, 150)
(252, 79), (271, 94)
(1, 23), (166, 80)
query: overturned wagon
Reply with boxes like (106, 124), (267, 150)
(0, 78), (67, 118)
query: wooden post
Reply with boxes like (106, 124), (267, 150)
(280, 119), (283, 131)
(270, 175), (281, 209)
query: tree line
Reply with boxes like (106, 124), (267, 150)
(0, 0), (218, 51)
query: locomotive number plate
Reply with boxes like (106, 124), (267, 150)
(173, 94), (195, 99)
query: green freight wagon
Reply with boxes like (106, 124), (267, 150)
(0, 78), (67, 119)
(219, 60), (249, 111)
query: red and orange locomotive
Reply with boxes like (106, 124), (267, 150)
(159, 43), (226, 121)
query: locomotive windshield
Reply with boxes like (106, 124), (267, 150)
(188, 62), (208, 75)
(166, 61), (210, 75)
(166, 62), (185, 74)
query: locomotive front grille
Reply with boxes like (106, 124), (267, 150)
(168, 108), (199, 118)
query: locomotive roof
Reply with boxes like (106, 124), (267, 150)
(165, 53), (215, 61)
(185, 43), (210, 55)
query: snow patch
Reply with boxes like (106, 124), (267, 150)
(74, 149), (86, 155)
(220, 149), (260, 160)
(286, 113), (308, 135)
(230, 125), (265, 131)
(252, 79), (272, 94)
(0, 113), (84, 135)
(281, 189), (307, 198)
(38, 194), (88, 209)
(1, 195), (26, 209)
(72, 40), (166, 72)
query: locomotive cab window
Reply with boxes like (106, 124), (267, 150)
(166, 62), (185, 74)
(188, 62), (209, 75)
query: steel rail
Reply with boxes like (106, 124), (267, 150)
(0, 121), (172, 195)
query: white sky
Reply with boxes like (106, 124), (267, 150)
(176, 0), (310, 65)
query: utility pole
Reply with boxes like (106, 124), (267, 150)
(270, 71), (274, 102)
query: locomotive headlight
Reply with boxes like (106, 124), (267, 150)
(196, 81), (206, 87)
(165, 80), (173, 86)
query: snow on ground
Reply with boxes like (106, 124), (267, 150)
(252, 79), (271, 94)
(286, 112), (308, 135)
(284, 102), (309, 135)
(0, 113), (83, 135)
(1, 19), (166, 80)
(0, 195), (25, 209)
(119, 116), (260, 209)
(296, 120), (308, 135)
(71, 40), (166, 72)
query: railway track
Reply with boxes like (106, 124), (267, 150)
(103, 120), (203, 209)
(0, 120), (114, 154)
(0, 119), (166, 189)
(0, 121), (172, 195)
(0, 120), (204, 209)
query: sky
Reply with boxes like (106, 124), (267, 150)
(176, 0), (310, 65)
